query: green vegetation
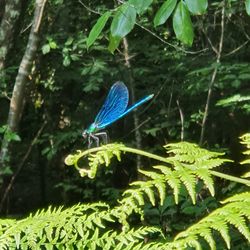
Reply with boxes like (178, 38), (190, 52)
(0, 0), (250, 249)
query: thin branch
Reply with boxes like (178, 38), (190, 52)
(223, 40), (249, 57)
(126, 117), (151, 136)
(176, 99), (184, 141)
(34, 0), (47, 32)
(1, 91), (11, 101)
(78, 0), (101, 14)
(201, 27), (218, 55)
(136, 22), (208, 55)
(167, 83), (173, 117)
(20, 22), (33, 33)
(0, 121), (47, 212)
(199, 2), (225, 146)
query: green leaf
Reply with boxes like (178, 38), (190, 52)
(87, 11), (111, 48)
(154, 0), (177, 27)
(195, 168), (215, 196)
(185, 0), (208, 15)
(14, 233), (20, 248)
(0, 125), (7, 133)
(246, 0), (250, 15)
(210, 218), (230, 249)
(155, 182), (166, 205)
(11, 134), (21, 142)
(49, 40), (57, 49)
(144, 187), (155, 206)
(173, 1), (194, 46)
(108, 35), (121, 53)
(128, 0), (153, 14)
(63, 55), (71, 66)
(42, 44), (50, 54)
(177, 168), (196, 204)
(65, 37), (74, 46)
(111, 3), (136, 39)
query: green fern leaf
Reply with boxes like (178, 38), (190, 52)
(139, 169), (164, 180)
(221, 191), (250, 203)
(103, 151), (110, 166)
(123, 189), (144, 206)
(200, 228), (216, 250)
(177, 166), (196, 204)
(154, 165), (181, 204)
(144, 186), (156, 206)
(134, 191), (145, 206)
(221, 209), (250, 242)
(188, 237), (203, 250)
(154, 181), (166, 206)
(194, 168), (215, 196)
(195, 158), (230, 169)
(14, 232), (21, 249)
(207, 218), (230, 249)
(221, 200), (250, 222)
(166, 142), (228, 170)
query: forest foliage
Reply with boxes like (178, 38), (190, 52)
(0, 0), (250, 249)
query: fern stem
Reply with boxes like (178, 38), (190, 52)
(71, 144), (250, 186)
(210, 170), (250, 186)
(120, 146), (171, 164)
(120, 146), (250, 187)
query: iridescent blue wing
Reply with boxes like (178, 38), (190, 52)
(98, 94), (154, 129)
(94, 81), (129, 129)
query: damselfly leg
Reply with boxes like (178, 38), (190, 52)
(88, 132), (108, 148)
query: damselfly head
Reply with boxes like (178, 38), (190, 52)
(82, 130), (88, 139)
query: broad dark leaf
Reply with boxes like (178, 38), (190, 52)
(185, 0), (208, 15)
(87, 11), (111, 48)
(246, 0), (250, 15)
(154, 0), (177, 27)
(110, 3), (136, 39)
(173, 1), (194, 46)
(129, 0), (153, 14)
(108, 35), (121, 53)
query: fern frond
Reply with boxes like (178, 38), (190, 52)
(166, 142), (224, 161)
(164, 142), (231, 198)
(176, 166), (197, 204)
(166, 142), (231, 169)
(240, 133), (250, 147)
(119, 161), (212, 211)
(194, 168), (215, 196)
(168, 192), (250, 249)
(239, 133), (250, 178)
(65, 143), (125, 178)
(207, 217), (230, 248)
(154, 165), (181, 204)
(221, 191), (250, 203)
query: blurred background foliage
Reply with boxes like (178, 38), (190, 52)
(0, 0), (249, 233)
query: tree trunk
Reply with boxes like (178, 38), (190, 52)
(0, 0), (47, 169)
(0, 0), (22, 76)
